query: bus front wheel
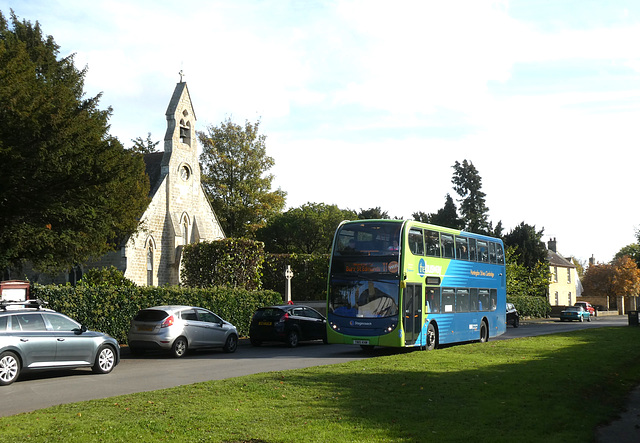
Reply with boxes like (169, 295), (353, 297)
(479, 321), (489, 343)
(425, 323), (437, 351)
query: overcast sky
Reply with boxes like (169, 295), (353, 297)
(3, 0), (639, 264)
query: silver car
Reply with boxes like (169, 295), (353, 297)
(0, 301), (120, 386)
(127, 305), (238, 357)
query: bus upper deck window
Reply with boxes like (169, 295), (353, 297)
(425, 230), (440, 257)
(468, 238), (477, 261)
(442, 234), (455, 259)
(408, 228), (424, 256)
(477, 240), (489, 262)
(456, 237), (469, 260)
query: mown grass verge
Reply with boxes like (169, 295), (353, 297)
(2, 327), (640, 442)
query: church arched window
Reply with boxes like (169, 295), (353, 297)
(147, 242), (154, 286)
(182, 215), (190, 245)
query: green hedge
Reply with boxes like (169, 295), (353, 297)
(507, 295), (551, 318)
(181, 238), (264, 290)
(262, 253), (329, 301)
(32, 285), (282, 343)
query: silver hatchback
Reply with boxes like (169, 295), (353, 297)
(0, 301), (120, 386)
(127, 305), (238, 357)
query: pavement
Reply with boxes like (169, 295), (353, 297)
(595, 385), (640, 443)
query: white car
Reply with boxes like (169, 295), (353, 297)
(127, 305), (238, 357)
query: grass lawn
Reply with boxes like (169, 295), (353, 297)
(2, 327), (640, 442)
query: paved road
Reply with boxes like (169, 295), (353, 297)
(0, 315), (630, 417)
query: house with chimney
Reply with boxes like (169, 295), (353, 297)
(547, 238), (581, 307)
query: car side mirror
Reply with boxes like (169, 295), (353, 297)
(73, 325), (88, 335)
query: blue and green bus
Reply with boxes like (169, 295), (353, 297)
(326, 219), (506, 350)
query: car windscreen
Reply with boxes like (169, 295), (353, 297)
(134, 309), (169, 322)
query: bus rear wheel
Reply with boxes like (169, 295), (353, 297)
(425, 322), (437, 351)
(479, 320), (489, 343)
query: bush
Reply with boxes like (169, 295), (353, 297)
(181, 238), (264, 290)
(507, 295), (551, 318)
(80, 266), (136, 287)
(33, 284), (282, 343)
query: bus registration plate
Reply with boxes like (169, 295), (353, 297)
(353, 339), (369, 345)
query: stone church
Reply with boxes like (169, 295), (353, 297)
(22, 81), (225, 286)
(96, 81), (225, 285)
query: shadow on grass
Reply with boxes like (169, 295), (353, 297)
(250, 327), (640, 442)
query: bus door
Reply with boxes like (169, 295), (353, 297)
(403, 284), (423, 345)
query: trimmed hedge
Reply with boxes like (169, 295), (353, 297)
(32, 285), (282, 343)
(181, 238), (264, 290)
(507, 295), (551, 318)
(262, 253), (329, 301)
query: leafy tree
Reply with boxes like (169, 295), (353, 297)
(582, 256), (640, 299)
(451, 160), (492, 234)
(257, 203), (356, 254)
(615, 230), (640, 268)
(503, 222), (548, 270)
(612, 255), (640, 298)
(412, 194), (463, 228)
(0, 11), (150, 272)
(80, 266), (136, 287)
(130, 132), (159, 154)
(358, 207), (389, 220)
(505, 247), (551, 298)
(198, 118), (286, 238)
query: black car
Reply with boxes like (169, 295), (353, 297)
(506, 303), (520, 328)
(249, 305), (328, 347)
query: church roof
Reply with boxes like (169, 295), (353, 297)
(143, 151), (164, 197)
(165, 82), (196, 120)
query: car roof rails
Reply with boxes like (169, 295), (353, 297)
(0, 299), (48, 311)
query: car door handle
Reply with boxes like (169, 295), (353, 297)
(57, 338), (65, 342)
(20, 338), (28, 342)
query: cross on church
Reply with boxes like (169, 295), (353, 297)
(179, 70), (185, 82)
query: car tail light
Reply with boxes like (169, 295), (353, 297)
(161, 315), (174, 328)
(278, 313), (289, 323)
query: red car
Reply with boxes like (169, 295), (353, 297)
(574, 301), (596, 317)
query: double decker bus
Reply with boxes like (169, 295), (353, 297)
(326, 219), (506, 350)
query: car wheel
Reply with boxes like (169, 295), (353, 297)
(250, 337), (262, 347)
(425, 322), (437, 351)
(579, 315), (584, 322)
(92, 345), (116, 374)
(223, 334), (238, 353)
(479, 320), (489, 343)
(514, 317), (520, 328)
(587, 316), (591, 322)
(286, 330), (299, 348)
(171, 336), (188, 358)
(0, 351), (20, 386)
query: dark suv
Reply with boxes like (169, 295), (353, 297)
(249, 305), (328, 347)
